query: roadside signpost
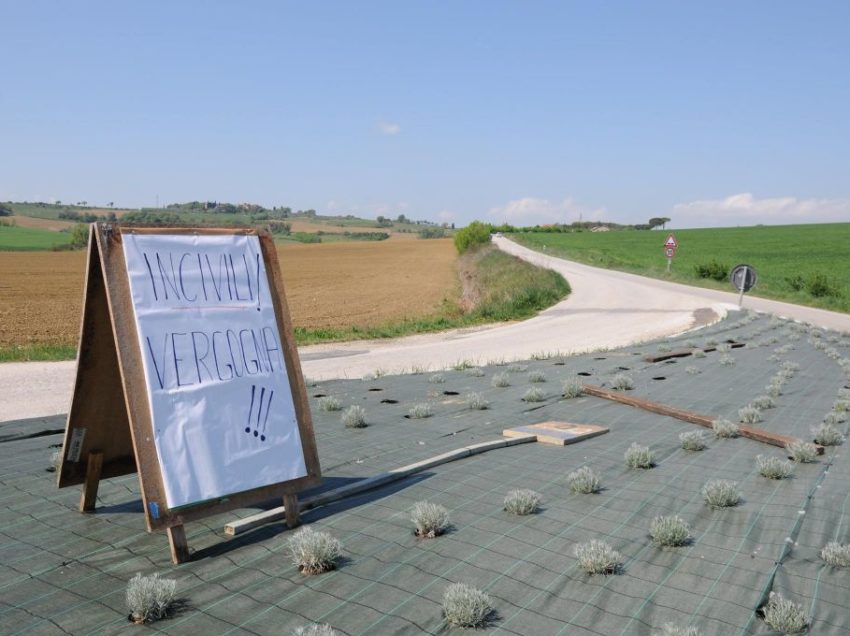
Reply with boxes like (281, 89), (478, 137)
(730, 263), (758, 308)
(663, 234), (677, 272)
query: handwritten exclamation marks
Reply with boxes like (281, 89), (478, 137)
(245, 384), (273, 442)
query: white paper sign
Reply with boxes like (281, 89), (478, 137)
(122, 232), (307, 508)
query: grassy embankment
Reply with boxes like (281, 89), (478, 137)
(511, 223), (850, 313)
(293, 246), (570, 344)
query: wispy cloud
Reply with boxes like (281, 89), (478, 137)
(488, 197), (606, 226)
(672, 193), (850, 228)
(376, 121), (401, 136)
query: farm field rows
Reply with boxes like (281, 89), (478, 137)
(511, 223), (850, 313)
(0, 239), (458, 354)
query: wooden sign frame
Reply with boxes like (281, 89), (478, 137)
(57, 223), (321, 563)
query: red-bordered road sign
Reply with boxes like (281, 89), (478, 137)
(664, 234), (678, 249)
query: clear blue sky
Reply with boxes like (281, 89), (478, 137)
(2, 1), (848, 228)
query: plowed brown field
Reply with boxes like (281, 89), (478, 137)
(0, 239), (457, 348)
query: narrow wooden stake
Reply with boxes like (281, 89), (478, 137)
(167, 525), (190, 564)
(582, 384), (823, 454)
(283, 493), (301, 529)
(78, 451), (104, 512)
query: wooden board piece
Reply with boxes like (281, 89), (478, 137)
(503, 421), (608, 446)
(224, 434), (538, 536)
(59, 228), (135, 488)
(582, 384), (823, 454)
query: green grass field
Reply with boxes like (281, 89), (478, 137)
(0, 224), (72, 251)
(511, 223), (850, 313)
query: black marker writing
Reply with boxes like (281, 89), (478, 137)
(245, 384), (273, 442)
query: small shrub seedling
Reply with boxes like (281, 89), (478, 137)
(761, 592), (808, 634)
(756, 455), (795, 480)
(528, 370), (546, 383)
(288, 527), (342, 575)
(719, 354), (736, 366)
(812, 422), (844, 446)
(624, 442), (654, 469)
(428, 373), (445, 384)
(408, 403), (433, 419)
(522, 387), (546, 402)
(649, 515), (691, 547)
(679, 430), (707, 451)
(702, 479), (740, 508)
(692, 349), (706, 358)
(685, 366), (700, 375)
(712, 418), (739, 438)
(562, 377), (583, 398)
(574, 539), (623, 574)
(507, 364), (527, 373)
(657, 343), (672, 352)
(126, 572), (177, 624)
(294, 624), (340, 636)
(50, 449), (62, 472)
(716, 343), (731, 353)
(820, 541), (850, 567)
(465, 392), (489, 410)
(568, 466), (601, 494)
(411, 501), (450, 538)
(751, 395), (775, 409)
(656, 624), (701, 636)
(612, 373), (634, 391)
(786, 440), (819, 463)
(823, 411), (847, 425)
(491, 372), (510, 388)
(833, 399), (850, 412)
(442, 582), (493, 628)
(318, 396), (342, 412)
(738, 406), (762, 424)
(341, 405), (367, 428)
(504, 489), (542, 515)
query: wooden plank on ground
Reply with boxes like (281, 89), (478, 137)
(223, 434), (537, 536)
(503, 422), (608, 446)
(582, 384), (823, 454)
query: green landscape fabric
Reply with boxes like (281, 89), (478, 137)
(1, 312), (849, 634)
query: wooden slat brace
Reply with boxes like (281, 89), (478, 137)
(283, 493), (301, 529)
(167, 525), (190, 564)
(79, 451), (104, 512)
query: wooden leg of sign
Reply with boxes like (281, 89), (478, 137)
(167, 525), (190, 564)
(78, 451), (103, 512)
(283, 493), (301, 529)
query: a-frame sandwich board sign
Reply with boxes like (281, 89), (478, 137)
(57, 223), (321, 563)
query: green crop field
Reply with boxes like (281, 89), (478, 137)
(0, 224), (72, 251)
(511, 223), (850, 313)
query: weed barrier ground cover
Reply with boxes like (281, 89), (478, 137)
(0, 311), (848, 634)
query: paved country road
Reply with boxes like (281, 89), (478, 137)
(2, 236), (849, 423)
